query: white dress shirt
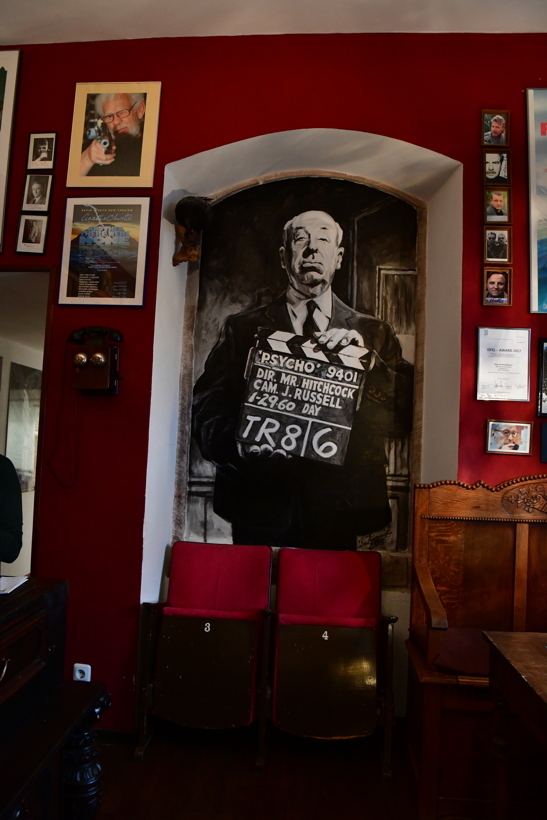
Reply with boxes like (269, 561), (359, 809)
(286, 287), (332, 335)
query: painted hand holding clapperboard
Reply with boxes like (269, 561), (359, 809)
(237, 328), (372, 465)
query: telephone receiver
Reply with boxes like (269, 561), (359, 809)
(68, 326), (123, 395)
(68, 326), (124, 345)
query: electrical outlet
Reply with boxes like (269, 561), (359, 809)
(73, 663), (91, 681)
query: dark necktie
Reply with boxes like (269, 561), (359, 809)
(302, 300), (318, 339)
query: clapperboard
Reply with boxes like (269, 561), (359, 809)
(235, 328), (371, 466)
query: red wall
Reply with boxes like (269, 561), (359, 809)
(1, 34), (546, 730)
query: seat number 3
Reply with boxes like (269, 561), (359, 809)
(204, 622), (211, 632)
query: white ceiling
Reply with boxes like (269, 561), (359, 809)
(1, 0), (546, 44)
(0, 270), (49, 352)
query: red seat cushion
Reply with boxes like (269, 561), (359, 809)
(411, 625), (490, 677)
(168, 542), (271, 612)
(163, 607), (261, 622)
(277, 548), (381, 620)
(278, 613), (377, 628)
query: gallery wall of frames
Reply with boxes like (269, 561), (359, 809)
(1, 34), (547, 731)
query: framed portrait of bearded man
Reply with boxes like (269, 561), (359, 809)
(66, 81), (161, 188)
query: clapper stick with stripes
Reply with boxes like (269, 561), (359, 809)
(236, 328), (373, 467)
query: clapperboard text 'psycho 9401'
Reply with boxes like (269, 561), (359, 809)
(236, 329), (371, 466)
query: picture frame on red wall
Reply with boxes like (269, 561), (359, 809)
(484, 188), (511, 224)
(15, 214), (48, 254)
(482, 109), (509, 147)
(66, 81), (161, 188)
(485, 420), (532, 455)
(58, 196), (150, 306)
(21, 174), (53, 213)
(484, 227), (512, 263)
(483, 267), (512, 306)
(27, 132), (56, 170)
(484, 149), (511, 185)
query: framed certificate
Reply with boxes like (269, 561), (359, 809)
(477, 327), (531, 401)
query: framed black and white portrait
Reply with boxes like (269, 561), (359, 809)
(181, 177), (418, 553)
(484, 227), (512, 263)
(483, 150), (510, 185)
(27, 133), (56, 170)
(21, 174), (53, 212)
(16, 214), (48, 254)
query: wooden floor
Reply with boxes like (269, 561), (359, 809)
(97, 719), (419, 820)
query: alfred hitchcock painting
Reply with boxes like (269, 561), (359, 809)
(182, 176), (417, 552)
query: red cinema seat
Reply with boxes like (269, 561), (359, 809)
(136, 541), (271, 759)
(272, 548), (396, 773)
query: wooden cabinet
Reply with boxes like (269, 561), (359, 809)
(0, 579), (110, 820)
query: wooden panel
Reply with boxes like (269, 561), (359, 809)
(427, 519), (465, 622)
(526, 524), (547, 631)
(423, 476), (547, 521)
(411, 487), (430, 624)
(426, 520), (515, 629)
(0, 610), (47, 706)
(513, 523), (529, 631)
(459, 522), (515, 630)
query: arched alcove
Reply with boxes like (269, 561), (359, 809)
(142, 129), (462, 711)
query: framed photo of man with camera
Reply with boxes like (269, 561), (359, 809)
(66, 82), (161, 188)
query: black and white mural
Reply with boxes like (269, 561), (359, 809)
(182, 176), (417, 551)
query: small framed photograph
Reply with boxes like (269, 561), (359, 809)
(483, 267), (512, 306)
(537, 339), (547, 416)
(21, 174), (53, 212)
(484, 149), (511, 185)
(482, 110), (509, 147)
(27, 133), (56, 170)
(486, 420), (532, 455)
(16, 214), (48, 254)
(66, 82), (161, 188)
(484, 227), (512, 263)
(59, 197), (150, 305)
(484, 188), (511, 223)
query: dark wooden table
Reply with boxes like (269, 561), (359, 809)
(484, 631), (547, 820)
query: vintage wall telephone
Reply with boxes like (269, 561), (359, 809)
(68, 326), (123, 395)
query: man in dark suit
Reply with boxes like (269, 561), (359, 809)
(192, 211), (413, 549)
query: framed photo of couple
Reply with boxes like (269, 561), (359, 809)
(66, 82), (161, 188)
(484, 227), (512, 263)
